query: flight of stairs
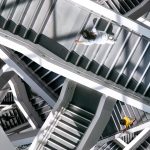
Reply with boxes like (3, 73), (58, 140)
(13, 50), (65, 97)
(93, 100), (150, 149)
(0, 92), (29, 133)
(43, 103), (94, 150)
(137, 136), (150, 150)
(30, 96), (52, 122)
(0, 0), (149, 99)
(102, 100), (150, 138)
(92, 0), (144, 15)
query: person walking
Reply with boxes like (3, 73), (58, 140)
(120, 116), (136, 132)
(75, 28), (115, 45)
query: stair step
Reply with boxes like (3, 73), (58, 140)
(64, 110), (91, 127)
(57, 121), (83, 139)
(54, 127), (80, 145)
(44, 144), (57, 150)
(68, 104), (94, 120)
(49, 133), (76, 149)
(34, 101), (47, 109)
(47, 139), (67, 150)
(35, 104), (50, 112)
(31, 98), (44, 105)
(61, 114), (87, 133)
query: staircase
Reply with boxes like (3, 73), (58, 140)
(13, 51), (65, 96)
(0, 92), (30, 133)
(93, 100), (150, 149)
(43, 103), (94, 150)
(1, 107), (29, 133)
(102, 100), (150, 138)
(0, 0), (149, 100)
(30, 96), (52, 122)
(0, 92), (29, 133)
(92, 0), (144, 15)
(137, 136), (150, 150)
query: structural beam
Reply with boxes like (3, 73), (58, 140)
(138, 17), (150, 27)
(0, 84), (11, 103)
(9, 129), (39, 147)
(8, 74), (43, 129)
(114, 138), (127, 149)
(0, 71), (15, 90)
(0, 126), (16, 150)
(124, 128), (150, 150)
(124, 0), (150, 20)
(5, 122), (30, 135)
(0, 22), (150, 113)
(0, 46), (56, 107)
(77, 96), (116, 150)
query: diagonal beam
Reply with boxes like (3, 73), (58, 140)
(9, 129), (39, 147)
(8, 74), (43, 129)
(77, 96), (116, 150)
(0, 24), (149, 113)
(0, 71), (15, 90)
(124, 128), (150, 150)
(0, 46), (56, 107)
(0, 126), (16, 150)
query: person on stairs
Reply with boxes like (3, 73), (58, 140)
(75, 27), (115, 45)
(120, 116), (136, 132)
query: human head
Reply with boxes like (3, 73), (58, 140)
(120, 119), (126, 125)
(82, 30), (97, 40)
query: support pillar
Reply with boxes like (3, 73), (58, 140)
(0, 126), (16, 150)
(9, 75), (43, 129)
(77, 96), (116, 150)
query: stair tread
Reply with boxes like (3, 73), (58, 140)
(52, 131), (78, 146)
(68, 104), (94, 120)
(54, 127), (79, 144)
(47, 138), (71, 150)
(61, 114), (87, 131)
(64, 109), (91, 126)
(57, 121), (83, 138)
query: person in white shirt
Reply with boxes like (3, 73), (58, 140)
(75, 28), (115, 45)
